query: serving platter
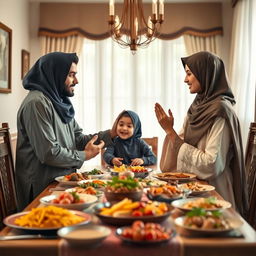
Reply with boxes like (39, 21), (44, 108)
(65, 187), (104, 198)
(110, 166), (153, 179)
(94, 202), (172, 226)
(178, 183), (215, 196)
(77, 179), (108, 190)
(174, 215), (243, 236)
(154, 172), (196, 183)
(3, 210), (91, 234)
(39, 194), (98, 211)
(147, 192), (184, 203)
(116, 226), (174, 245)
(55, 176), (80, 186)
(139, 179), (167, 188)
(171, 197), (232, 212)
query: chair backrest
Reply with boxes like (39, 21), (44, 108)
(245, 122), (256, 229)
(0, 123), (17, 229)
(100, 136), (158, 168)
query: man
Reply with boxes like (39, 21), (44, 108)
(15, 52), (116, 210)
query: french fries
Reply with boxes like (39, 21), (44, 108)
(14, 206), (86, 228)
(100, 198), (140, 216)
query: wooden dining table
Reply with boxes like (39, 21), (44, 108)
(1, 168), (256, 256)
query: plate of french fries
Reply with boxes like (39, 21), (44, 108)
(3, 205), (91, 233)
(94, 198), (172, 226)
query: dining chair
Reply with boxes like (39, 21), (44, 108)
(245, 122), (256, 229)
(100, 136), (158, 168)
(0, 123), (17, 229)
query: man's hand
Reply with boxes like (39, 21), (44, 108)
(84, 135), (105, 160)
(111, 157), (123, 166)
(155, 103), (174, 134)
(131, 158), (144, 166)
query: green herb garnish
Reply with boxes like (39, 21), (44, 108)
(107, 176), (140, 190)
(186, 207), (206, 217)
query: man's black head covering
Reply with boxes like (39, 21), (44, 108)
(23, 52), (79, 123)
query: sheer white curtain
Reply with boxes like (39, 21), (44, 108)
(72, 37), (191, 166)
(229, 0), (256, 149)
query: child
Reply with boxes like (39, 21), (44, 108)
(103, 110), (157, 166)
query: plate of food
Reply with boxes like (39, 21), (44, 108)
(3, 206), (91, 234)
(110, 165), (153, 179)
(139, 178), (167, 188)
(146, 184), (186, 203)
(77, 179), (108, 190)
(55, 172), (90, 186)
(82, 168), (108, 179)
(116, 220), (174, 245)
(174, 208), (243, 236)
(65, 187), (104, 198)
(154, 172), (196, 183)
(39, 192), (98, 211)
(178, 182), (215, 196)
(171, 197), (232, 212)
(94, 198), (172, 226)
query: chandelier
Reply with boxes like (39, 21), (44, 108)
(108, 0), (164, 53)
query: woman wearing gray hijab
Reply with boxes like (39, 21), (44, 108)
(155, 51), (248, 218)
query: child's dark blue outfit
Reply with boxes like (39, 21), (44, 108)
(103, 110), (157, 166)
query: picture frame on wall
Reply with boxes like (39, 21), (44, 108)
(21, 49), (30, 79)
(0, 22), (12, 93)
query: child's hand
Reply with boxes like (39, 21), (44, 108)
(131, 158), (144, 166)
(112, 157), (123, 166)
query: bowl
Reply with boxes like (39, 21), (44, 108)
(104, 189), (143, 203)
(40, 194), (98, 211)
(94, 202), (172, 226)
(57, 224), (111, 246)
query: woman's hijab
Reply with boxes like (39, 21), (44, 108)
(181, 51), (248, 218)
(22, 52), (78, 123)
(181, 51), (235, 145)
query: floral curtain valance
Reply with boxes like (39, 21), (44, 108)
(39, 2), (223, 40)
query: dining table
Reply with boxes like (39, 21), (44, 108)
(0, 166), (256, 256)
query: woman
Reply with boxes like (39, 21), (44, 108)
(155, 51), (248, 218)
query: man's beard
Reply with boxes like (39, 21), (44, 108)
(63, 84), (75, 97)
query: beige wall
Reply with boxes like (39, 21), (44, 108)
(0, 0), (233, 140)
(0, 0), (29, 134)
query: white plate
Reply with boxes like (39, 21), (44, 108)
(139, 179), (167, 188)
(178, 183), (215, 196)
(77, 179), (108, 190)
(54, 176), (81, 186)
(65, 187), (104, 198)
(82, 170), (108, 179)
(58, 224), (111, 246)
(40, 194), (98, 211)
(3, 210), (91, 233)
(154, 172), (196, 182)
(174, 213), (243, 236)
(171, 197), (232, 212)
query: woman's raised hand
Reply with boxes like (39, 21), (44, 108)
(155, 103), (174, 134)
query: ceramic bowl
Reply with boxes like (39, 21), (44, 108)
(104, 189), (143, 203)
